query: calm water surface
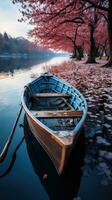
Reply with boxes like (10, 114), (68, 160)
(0, 57), (111, 200)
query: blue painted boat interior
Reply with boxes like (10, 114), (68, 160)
(24, 72), (87, 134)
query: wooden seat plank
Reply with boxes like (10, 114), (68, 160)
(31, 110), (82, 119)
(32, 93), (71, 98)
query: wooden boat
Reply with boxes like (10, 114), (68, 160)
(22, 72), (87, 174)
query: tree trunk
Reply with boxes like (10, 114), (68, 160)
(102, 1), (112, 67)
(106, 0), (112, 66)
(86, 24), (96, 63)
(71, 48), (76, 58)
(71, 46), (82, 60)
(75, 46), (82, 60)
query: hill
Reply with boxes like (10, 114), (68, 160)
(0, 32), (55, 57)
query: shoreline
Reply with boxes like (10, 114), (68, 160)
(0, 53), (38, 59)
(48, 58), (112, 188)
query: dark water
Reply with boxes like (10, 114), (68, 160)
(0, 57), (112, 200)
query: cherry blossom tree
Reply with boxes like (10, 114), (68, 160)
(13, 0), (110, 66)
(81, 0), (111, 66)
(12, 1), (85, 54)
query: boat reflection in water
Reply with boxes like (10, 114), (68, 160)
(24, 116), (85, 200)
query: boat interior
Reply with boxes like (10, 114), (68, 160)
(24, 73), (85, 136)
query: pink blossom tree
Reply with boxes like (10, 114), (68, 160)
(13, 0), (110, 66)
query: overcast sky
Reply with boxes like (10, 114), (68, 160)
(0, 0), (31, 38)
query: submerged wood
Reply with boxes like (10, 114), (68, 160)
(22, 72), (87, 174)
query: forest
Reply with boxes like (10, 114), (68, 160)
(13, 0), (111, 66)
(0, 32), (43, 55)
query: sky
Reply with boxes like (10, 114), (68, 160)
(0, 0), (32, 38)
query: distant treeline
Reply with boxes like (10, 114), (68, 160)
(0, 32), (46, 55)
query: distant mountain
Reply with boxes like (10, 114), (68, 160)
(0, 32), (55, 57)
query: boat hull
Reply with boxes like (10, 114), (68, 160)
(22, 72), (87, 174)
(25, 112), (78, 174)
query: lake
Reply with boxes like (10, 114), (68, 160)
(0, 56), (112, 200)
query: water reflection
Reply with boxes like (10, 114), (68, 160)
(0, 136), (24, 178)
(0, 57), (50, 76)
(24, 116), (85, 200)
(0, 56), (69, 80)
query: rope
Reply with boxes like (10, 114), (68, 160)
(0, 104), (23, 163)
(0, 136), (25, 178)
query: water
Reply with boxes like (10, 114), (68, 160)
(0, 56), (112, 200)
